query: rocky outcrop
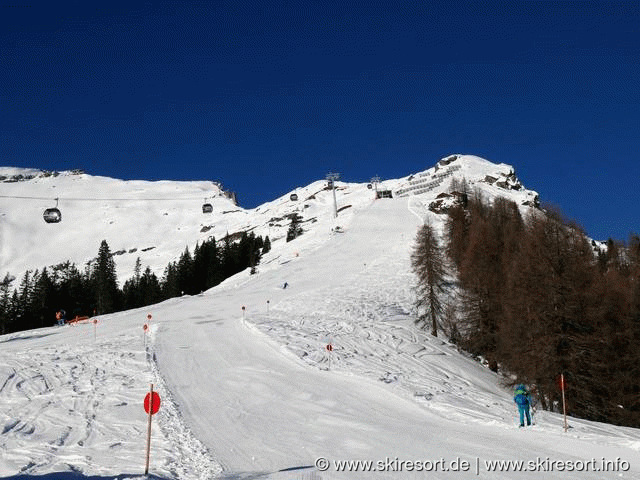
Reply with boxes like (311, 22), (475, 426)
(429, 191), (467, 214)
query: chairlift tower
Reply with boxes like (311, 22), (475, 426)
(371, 176), (381, 197)
(326, 172), (340, 218)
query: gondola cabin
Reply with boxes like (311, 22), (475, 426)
(202, 203), (213, 213)
(43, 208), (62, 223)
(367, 183), (372, 189)
(290, 193), (298, 201)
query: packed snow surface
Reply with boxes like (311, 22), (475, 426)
(1, 156), (638, 479)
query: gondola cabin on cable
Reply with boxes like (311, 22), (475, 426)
(290, 193), (298, 201)
(43, 199), (62, 223)
(43, 208), (62, 223)
(367, 183), (373, 189)
(202, 203), (213, 213)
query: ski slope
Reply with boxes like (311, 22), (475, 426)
(1, 156), (639, 479)
(0, 167), (229, 284)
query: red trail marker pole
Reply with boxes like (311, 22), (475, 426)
(560, 373), (568, 432)
(144, 384), (161, 474)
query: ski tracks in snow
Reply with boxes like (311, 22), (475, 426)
(0, 338), (149, 475)
(0, 324), (221, 478)
(246, 199), (511, 429)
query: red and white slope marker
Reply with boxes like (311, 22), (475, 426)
(143, 384), (161, 474)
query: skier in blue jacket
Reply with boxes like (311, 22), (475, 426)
(514, 384), (531, 427)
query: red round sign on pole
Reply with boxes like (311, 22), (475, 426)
(144, 391), (161, 415)
(143, 323), (148, 332)
(93, 319), (98, 324)
(326, 344), (333, 352)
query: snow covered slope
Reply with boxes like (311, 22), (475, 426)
(1, 156), (638, 479)
(0, 168), (232, 283)
(0, 155), (537, 284)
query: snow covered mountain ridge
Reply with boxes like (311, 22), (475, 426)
(0, 167), (85, 182)
(0, 155), (538, 285)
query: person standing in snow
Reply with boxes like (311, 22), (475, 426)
(514, 384), (531, 427)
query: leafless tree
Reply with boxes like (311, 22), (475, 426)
(411, 222), (447, 336)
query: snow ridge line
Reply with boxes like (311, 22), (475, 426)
(145, 324), (223, 479)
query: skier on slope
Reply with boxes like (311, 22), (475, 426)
(514, 384), (532, 427)
(55, 309), (66, 326)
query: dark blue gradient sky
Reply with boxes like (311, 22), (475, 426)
(2, 1), (638, 240)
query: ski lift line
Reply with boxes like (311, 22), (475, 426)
(0, 194), (216, 202)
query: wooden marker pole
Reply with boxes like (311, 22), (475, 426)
(145, 383), (154, 475)
(561, 373), (568, 432)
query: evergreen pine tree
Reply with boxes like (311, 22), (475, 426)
(177, 247), (195, 295)
(238, 232), (252, 270)
(162, 262), (180, 299)
(202, 237), (222, 289)
(286, 214), (303, 242)
(16, 270), (34, 330)
(59, 262), (92, 317)
(262, 236), (271, 254)
(122, 257), (144, 309)
(0, 274), (14, 334)
(92, 240), (120, 314)
(248, 234), (262, 275)
(220, 234), (234, 278)
(140, 267), (162, 305)
(134, 257), (142, 283)
(193, 242), (207, 292)
(122, 277), (137, 310)
(33, 267), (56, 328)
(9, 291), (20, 332)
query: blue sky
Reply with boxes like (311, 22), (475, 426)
(1, 1), (638, 241)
